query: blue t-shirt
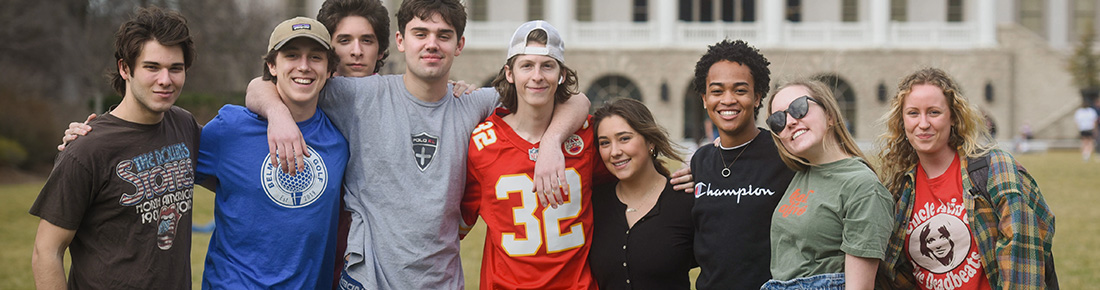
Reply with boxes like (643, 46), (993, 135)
(197, 105), (349, 289)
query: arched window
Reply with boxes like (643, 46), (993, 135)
(683, 83), (707, 143)
(586, 75), (643, 112)
(815, 75), (858, 137)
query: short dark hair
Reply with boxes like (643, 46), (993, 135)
(492, 29), (577, 113)
(110, 6), (195, 96)
(317, 0), (390, 73)
(593, 98), (684, 177)
(691, 39), (771, 118)
(396, 0), (467, 39)
(261, 42), (338, 83)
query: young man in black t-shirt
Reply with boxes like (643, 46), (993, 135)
(30, 7), (200, 289)
(688, 40), (795, 290)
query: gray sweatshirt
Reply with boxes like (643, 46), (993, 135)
(319, 75), (497, 289)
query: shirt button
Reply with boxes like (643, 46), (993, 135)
(625, 230), (630, 234)
(626, 279), (631, 284)
(623, 262), (627, 267)
(622, 245), (627, 250)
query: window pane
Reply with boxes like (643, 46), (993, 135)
(947, 0), (963, 22)
(722, 0), (734, 22)
(472, 0), (487, 21)
(890, 0), (906, 22)
(787, 0), (802, 22)
(701, 0), (714, 22)
(842, 0), (858, 22)
(679, 0), (693, 21)
(528, 0), (544, 21)
(742, 0), (755, 22)
(578, 0), (593, 22)
(634, 0), (649, 22)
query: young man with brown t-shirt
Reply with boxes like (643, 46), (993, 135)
(29, 6), (201, 289)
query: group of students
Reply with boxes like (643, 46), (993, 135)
(31, 0), (1057, 289)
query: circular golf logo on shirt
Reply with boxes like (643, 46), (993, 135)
(907, 214), (971, 273)
(261, 146), (327, 208)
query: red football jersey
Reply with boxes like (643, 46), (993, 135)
(461, 108), (607, 290)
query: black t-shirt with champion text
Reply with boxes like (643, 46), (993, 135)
(30, 106), (200, 289)
(689, 129), (795, 290)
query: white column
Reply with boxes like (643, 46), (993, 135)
(548, 0), (573, 40)
(870, 0), (890, 47)
(976, 0), (996, 47)
(1049, 0), (1068, 49)
(762, 0), (784, 46)
(658, 0), (677, 46)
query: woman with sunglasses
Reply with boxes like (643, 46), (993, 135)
(761, 79), (892, 289)
(875, 68), (1056, 289)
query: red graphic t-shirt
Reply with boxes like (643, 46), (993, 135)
(905, 154), (991, 290)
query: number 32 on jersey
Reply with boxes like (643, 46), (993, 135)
(496, 170), (584, 256)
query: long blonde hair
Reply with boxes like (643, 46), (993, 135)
(876, 68), (993, 194)
(766, 79), (869, 172)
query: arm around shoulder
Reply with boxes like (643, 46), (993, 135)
(531, 92), (591, 207)
(245, 77), (309, 173)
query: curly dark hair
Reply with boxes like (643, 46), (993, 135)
(691, 39), (771, 118)
(317, 0), (390, 73)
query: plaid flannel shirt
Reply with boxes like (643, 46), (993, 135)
(876, 149), (1055, 290)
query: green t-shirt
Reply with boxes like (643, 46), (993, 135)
(768, 157), (893, 281)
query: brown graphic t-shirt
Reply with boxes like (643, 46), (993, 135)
(906, 155), (991, 290)
(30, 106), (200, 289)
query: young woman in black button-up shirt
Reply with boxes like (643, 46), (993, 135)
(589, 98), (697, 289)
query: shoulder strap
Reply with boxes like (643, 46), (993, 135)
(966, 155), (991, 201)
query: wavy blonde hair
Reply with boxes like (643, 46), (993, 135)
(876, 68), (993, 194)
(766, 79), (869, 172)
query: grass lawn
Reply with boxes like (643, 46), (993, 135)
(2, 150), (1096, 289)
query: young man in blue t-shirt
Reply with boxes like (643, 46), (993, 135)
(195, 17), (350, 289)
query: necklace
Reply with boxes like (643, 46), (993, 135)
(718, 141), (750, 178)
(618, 179), (664, 213)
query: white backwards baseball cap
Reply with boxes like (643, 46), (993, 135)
(506, 20), (565, 63)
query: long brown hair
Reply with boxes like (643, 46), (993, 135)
(593, 98), (685, 177)
(766, 79), (869, 172)
(876, 68), (993, 194)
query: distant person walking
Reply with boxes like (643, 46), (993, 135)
(1074, 101), (1098, 161)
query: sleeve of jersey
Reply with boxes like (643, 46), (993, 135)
(459, 139), (484, 239)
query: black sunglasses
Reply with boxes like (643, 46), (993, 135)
(767, 95), (820, 134)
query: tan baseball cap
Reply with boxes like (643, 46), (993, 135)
(268, 17), (331, 52)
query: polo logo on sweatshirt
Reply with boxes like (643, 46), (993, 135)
(412, 132), (439, 171)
